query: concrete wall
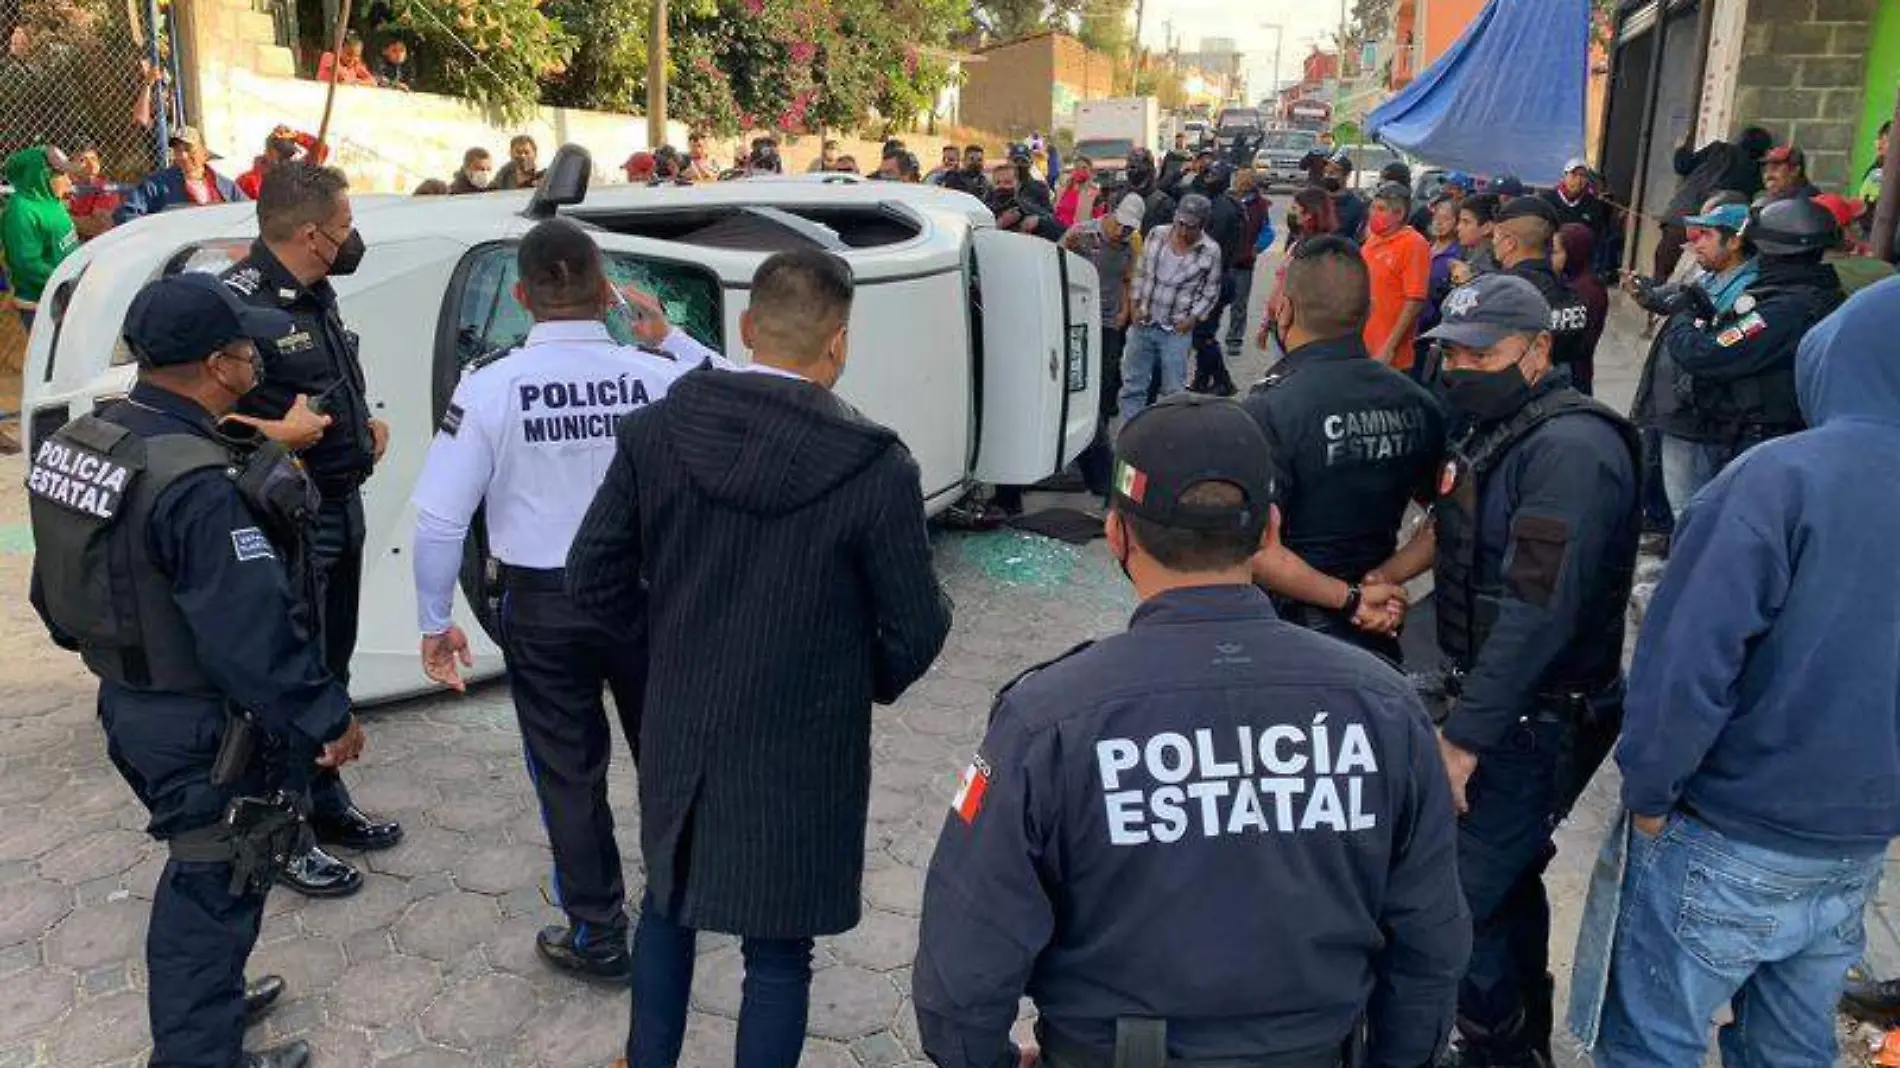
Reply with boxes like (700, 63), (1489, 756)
(179, 0), (686, 194)
(1732, 0), (1881, 188)
(1049, 35), (1116, 133)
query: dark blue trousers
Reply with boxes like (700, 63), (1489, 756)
(308, 492), (365, 819)
(628, 890), (814, 1068)
(148, 861), (268, 1068)
(1456, 703), (1618, 1056)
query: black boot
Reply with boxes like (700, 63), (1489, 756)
(310, 804), (405, 852)
(243, 975), (286, 1022)
(276, 844), (364, 898)
(1437, 1012), (1550, 1068)
(1521, 972), (1555, 1065)
(243, 1039), (312, 1068)
(1841, 975), (1900, 1026)
(536, 924), (631, 985)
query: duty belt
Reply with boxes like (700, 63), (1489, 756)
(496, 564), (568, 593)
(1038, 1020), (1346, 1068)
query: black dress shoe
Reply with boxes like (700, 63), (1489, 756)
(1842, 975), (1900, 1025)
(310, 805), (405, 852)
(244, 974), (286, 1022)
(276, 844), (364, 898)
(535, 924), (631, 985)
(244, 1039), (312, 1068)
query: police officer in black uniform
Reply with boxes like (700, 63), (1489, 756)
(223, 161), (401, 898)
(914, 394), (1470, 1068)
(1243, 235), (1446, 665)
(1374, 274), (1639, 1068)
(1488, 197), (1592, 393)
(28, 273), (368, 1068)
(1637, 195), (1846, 482)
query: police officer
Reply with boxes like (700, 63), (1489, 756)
(1632, 195), (1845, 510)
(1372, 274), (1639, 1067)
(1243, 235), (1445, 665)
(222, 160), (401, 898)
(1488, 197), (1592, 392)
(409, 219), (687, 983)
(28, 273), (368, 1068)
(913, 394), (1470, 1068)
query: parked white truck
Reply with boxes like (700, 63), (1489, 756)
(1073, 97), (1160, 186)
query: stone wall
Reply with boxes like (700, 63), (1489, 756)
(1732, 0), (1880, 188)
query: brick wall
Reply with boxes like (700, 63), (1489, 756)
(1732, 0), (1878, 187)
(961, 36), (1058, 138)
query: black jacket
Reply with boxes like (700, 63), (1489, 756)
(1504, 258), (1590, 370)
(225, 241), (376, 498)
(1205, 192), (1247, 268)
(914, 586), (1468, 1068)
(1654, 257), (1844, 442)
(1242, 335), (1446, 583)
(565, 369), (953, 938)
(1667, 140), (1766, 220)
(1539, 188), (1610, 241)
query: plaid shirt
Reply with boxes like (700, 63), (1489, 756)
(1132, 224), (1225, 327)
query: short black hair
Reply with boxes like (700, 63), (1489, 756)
(462, 146), (491, 167)
(1121, 482), (1261, 571)
(510, 134), (537, 152)
(1462, 193), (1501, 225)
(1882, 119), (1893, 138)
(517, 218), (605, 313)
(257, 161), (350, 242)
(749, 249), (854, 361)
(1284, 235), (1371, 339)
(965, 144), (984, 154)
(1380, 161), (1412, 186)
(413, 178), (449, 195)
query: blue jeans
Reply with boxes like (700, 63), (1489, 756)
(1119, 324), (1192, 420)
(1596, 814), (1883, 1068)
(1659, 434), (1729, 520)
(627, 891), (815, 1068)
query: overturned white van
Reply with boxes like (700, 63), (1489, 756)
(23, 149), (1102, 702)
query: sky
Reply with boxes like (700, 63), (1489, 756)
(1135, 0), (1349, 101)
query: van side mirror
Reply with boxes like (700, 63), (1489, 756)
(525, 144), (592, 219)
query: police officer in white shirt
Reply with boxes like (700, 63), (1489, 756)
(408, 219), (687, 984)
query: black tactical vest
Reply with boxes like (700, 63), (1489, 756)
(1434, 390), (1640, 673)
(27, 415), (235, 694)
(1687, 284), (1833, 441)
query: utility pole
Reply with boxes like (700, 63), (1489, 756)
(1130, 0), (1146, 89)
(647, 0), (668, 149)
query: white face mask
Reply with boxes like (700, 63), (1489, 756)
(466, 168), (492, 189)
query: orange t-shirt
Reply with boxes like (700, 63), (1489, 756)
(1361, 225), (1432, 370)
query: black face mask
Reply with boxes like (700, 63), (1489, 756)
(1442, 362), (1532, 424)
(1321, 176), (1344, 193)
(323, 228), (367, 277)
(1128, 164), (1155, 188)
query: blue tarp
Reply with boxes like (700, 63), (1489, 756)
(1366, 0), (1589, 184)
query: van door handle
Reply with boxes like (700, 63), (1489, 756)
(1048, 348), (1059, 380)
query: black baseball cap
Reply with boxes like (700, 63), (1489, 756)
(1113, 394), (1275, 535)
(124, 273), (293, 367)
(1421, 273), (1552, 350)
(1496, 195), (1561, 227)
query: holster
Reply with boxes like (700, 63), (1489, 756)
(209, 703), (258, 787)
(1411, 666), (1465, 726)
(166, 791), (311, 897)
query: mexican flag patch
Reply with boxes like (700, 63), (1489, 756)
(952, 756), (993, 824)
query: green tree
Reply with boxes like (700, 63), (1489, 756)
(1077, 0), (1133, 66)
(972, 0), (1084, 42)
(389, 0), (575, 123)
(543, 0), (647, 112)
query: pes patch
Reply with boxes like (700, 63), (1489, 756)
(230, 527), (276, 562)
(439, 403), (465, 437)
(951, 755), (993, 824)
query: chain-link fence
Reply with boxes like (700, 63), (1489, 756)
(0, 0), (179, 182)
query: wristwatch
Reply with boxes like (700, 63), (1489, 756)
(1338, 582), (1363, 620)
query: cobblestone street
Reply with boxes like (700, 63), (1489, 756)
(2, 285), (1896, 1067)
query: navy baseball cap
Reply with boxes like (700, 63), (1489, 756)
(1113, 394), (1275, 535)
(1422, 273), (1552, 351)
(124, 273), (293, 367)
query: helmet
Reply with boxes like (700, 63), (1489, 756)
(1747, 196), (1839, 256)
